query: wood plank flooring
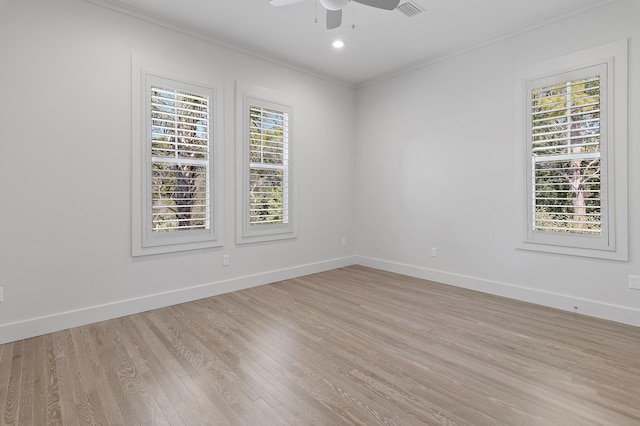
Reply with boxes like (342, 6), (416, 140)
(1, 265), (639, 425)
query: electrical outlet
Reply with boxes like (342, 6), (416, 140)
(629, 275), (640, 290)
(431, 247), (437, 257)
(341, 237), (347, 247)
(223, 255), (230, 267)
(0, 287), (3, 303)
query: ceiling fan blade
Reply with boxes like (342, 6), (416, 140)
(269, 0), (305, 6)
(326, 9), (342, 29)
(353, 0), (400, 10)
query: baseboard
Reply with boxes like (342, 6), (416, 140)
(3, 254), (636, 345)
(0, 256), (356, 345)
(356, 256), (640, 328)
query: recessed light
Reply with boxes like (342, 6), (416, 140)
(332, 40), (345, 48)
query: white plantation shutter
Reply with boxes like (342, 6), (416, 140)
(248, 104), (289, 225)
(150, 86), (211, 232)
(236, 87), (295, 244)
(529, 72), (603, 235)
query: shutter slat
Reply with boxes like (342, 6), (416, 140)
(532, 117), (599, 132)
(531, 142), (600, 154)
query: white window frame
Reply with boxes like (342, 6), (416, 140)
(515, 40), (628, 261)
(132, 55), (224, 256)
(236, 83), (296, 244)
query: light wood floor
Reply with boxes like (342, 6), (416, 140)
(1, 266), (639, 425)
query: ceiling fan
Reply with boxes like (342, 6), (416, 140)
(270, 0), (401, 30)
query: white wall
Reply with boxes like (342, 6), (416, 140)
(0, 0), (356, 343)
(355, 0), (640, 326)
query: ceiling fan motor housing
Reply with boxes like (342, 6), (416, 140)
(320, 0), (351, 11)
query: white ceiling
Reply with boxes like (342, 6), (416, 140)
(91, 0), (614, 86)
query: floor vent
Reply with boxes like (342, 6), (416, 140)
(396, 1), (425, 17)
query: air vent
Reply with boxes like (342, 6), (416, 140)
(396, 1), (425, 17)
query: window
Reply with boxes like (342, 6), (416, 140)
(249, 104), (289, 226)
(516, 40), (627, 260)
(236, 84), (295, 243)
(132, 57), (223, 256)
(150, 84), (210, 233)
(530, 68), (604, 236)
